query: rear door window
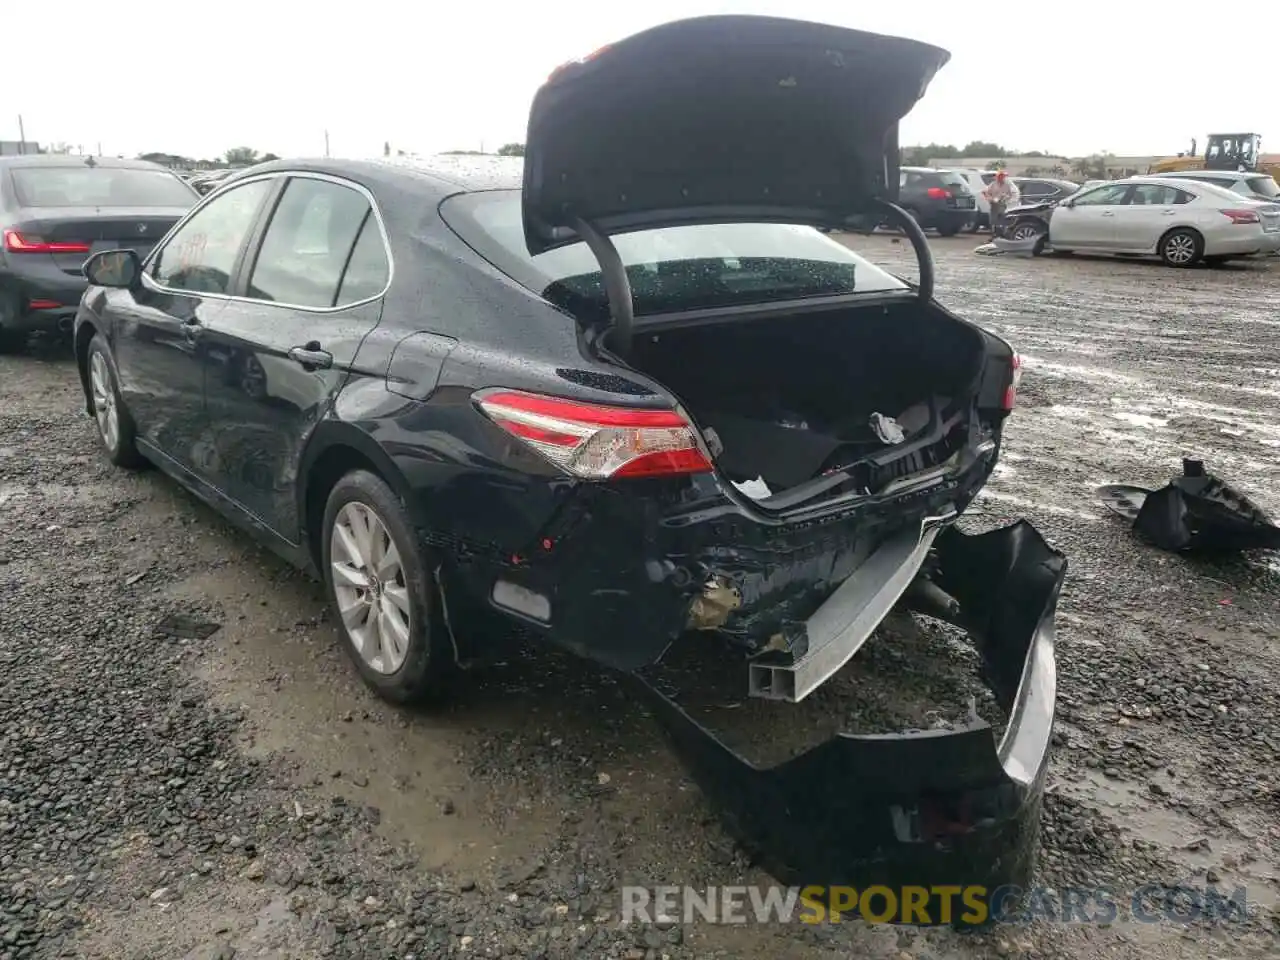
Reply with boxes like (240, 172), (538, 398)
(151, 178), (274, 295)
(1072, 184), (1131, 206)
(1128, 184), (1183, 205)
(12, 166), (198, 207)
(247, 177), (374, 308)
(335, 215), (391, 305)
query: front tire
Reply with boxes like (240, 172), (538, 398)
(87, 334), (144, 468)
(322, 470), (456, 704)
(1160, 228), (1203, 268)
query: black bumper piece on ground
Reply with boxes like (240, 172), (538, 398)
(631, 520), (1066, 925)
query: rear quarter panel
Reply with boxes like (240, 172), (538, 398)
(335, 192), (672, 576)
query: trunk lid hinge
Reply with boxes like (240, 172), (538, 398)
(870, 198), (935, 303)
(567, 215), (634, 359)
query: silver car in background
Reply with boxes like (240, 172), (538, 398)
(1145, 168), (1280, 203)
(1041, 176), (1280, 266)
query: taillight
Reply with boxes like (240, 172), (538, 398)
(1220, 209), (1261, 224)
(475, 389), (713, 479)
(926, 187), (950, 199)
(1002, 354), (1022, 411)
(3, 229), (91, 254)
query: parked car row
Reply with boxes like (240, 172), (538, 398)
(893, 167), (1082, 235)
(0, 155), (200, 352)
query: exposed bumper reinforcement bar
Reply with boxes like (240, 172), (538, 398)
(630, 520), (1067, 923)
(748, 512), (956, 702)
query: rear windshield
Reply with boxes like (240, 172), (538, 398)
(11, 166), (197, 207)
(440, 191), (907, 317)
(936, 171), (970, 188)
(1244, 176), (1280, 198)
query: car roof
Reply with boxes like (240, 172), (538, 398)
(224, 154), (524, 198)
(0, 154), (172, 171)
(1149, 169), (1261, 181)
(1120, 176), (1260, 200)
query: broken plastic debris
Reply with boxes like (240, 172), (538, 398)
(1097, 458), (1280, 553)
(731, 476), (773, 500)
(869, 412), (906, 445)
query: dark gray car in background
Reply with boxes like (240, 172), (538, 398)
(897, 167), (976, 235)
(0, 155), (197, 352)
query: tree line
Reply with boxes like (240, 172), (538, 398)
(901, 142), (1141, 180)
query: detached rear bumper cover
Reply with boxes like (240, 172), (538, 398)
(631, 520), (1065, 911)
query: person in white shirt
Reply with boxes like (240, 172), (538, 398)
(983, 170), (1020, 235)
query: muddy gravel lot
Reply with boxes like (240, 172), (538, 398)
(2, 236), (1279, 960)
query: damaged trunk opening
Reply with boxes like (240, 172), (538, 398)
(625, 298), (987, 504)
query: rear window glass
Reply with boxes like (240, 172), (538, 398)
(1244, 176), (1280, 198)
(440, 191), (906, 318)
(11, 166), (197, 207)
(937, 171), (969, 187)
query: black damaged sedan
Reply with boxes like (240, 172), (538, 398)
(73, 14), (1066, 917)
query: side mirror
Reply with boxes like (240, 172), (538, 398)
(1061, 199), (1075, 208)
(83, 248), (142, 289)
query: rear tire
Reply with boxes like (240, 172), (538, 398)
(0, 290), (24, 354)
(937, 224), (961, 237)
(86, 334), (144, 468)
(322, 469), (456, 705)
(1159, 228), (1203, 268)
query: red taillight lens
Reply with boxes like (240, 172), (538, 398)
(926, 187), (950, 199)
(1220, 209), (1261, 224)
(28, 299), (61, 310)
(3, 229), (91, 254)
(475, 389), (713, 479)
(1002, 354), (1022, 411)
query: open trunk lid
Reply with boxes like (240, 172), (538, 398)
(521, 15), (950, 254)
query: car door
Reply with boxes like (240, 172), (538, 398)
(200, 173), (391, 541)
(1111, 183), (1190, 252)
(1050, 183), (1133, 248)
(110, 176), (275, 470)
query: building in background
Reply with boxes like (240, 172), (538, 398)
(0, 140), (42, 156)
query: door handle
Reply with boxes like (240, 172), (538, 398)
(182, 317), (202, 340)
(288, 343), (333, 370)
(1162, 209), (1176, 215)
(1101, 211), (1115, 217)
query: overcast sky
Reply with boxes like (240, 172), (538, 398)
(4, 2), (1271, 162)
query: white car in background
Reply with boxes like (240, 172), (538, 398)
(1145, 168), (1280, 203)
(1011, 176), (1280, 266)
(949, 168), (999, 229)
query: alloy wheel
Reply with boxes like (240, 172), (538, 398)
(89, 353), (120, 452)
(1164, 233), (1197, 265)
(1011, 223), (1042, 241)
(330, 501), (412, 674)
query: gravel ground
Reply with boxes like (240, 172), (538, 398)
(2, 235), (1279, 960)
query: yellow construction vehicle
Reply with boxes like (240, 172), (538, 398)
(1149, 133), (1280, 177)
